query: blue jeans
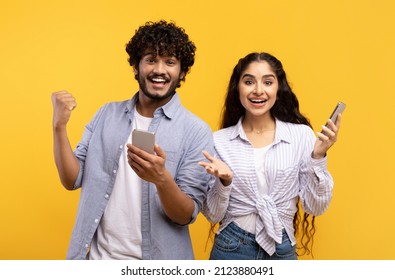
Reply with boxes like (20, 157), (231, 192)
(210, 222), (297, 260)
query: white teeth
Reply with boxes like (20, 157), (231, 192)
(250, 99), (266, 103)
(152, 78), (166, 82)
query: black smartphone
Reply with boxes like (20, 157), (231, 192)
(132, 129), (155, 154)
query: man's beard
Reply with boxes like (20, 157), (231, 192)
(138, 73), (181, 101)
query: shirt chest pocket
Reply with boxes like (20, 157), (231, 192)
(164, 150), (183, 177)
(269, 165), (300, 196)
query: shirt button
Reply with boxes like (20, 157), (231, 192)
(113, 170), (117, 174)
(94, 219), (99, 223)
(85, 244), (89, 248)
(120, 145), (123, 149)
(104, 194), (109, 199)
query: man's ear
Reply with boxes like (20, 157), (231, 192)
(180, 71), (186, 80)
(132, 66), (139, 80)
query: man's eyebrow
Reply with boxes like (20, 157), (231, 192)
(142, 52), (179, 59)
(142, 52), (156, 57)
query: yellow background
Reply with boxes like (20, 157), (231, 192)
(1, 0), (394, 260)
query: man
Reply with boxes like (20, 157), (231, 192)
(51, 20), (214, 260)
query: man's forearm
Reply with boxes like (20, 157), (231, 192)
(155, 170), (195, 225)
(53, 126), (80, 190)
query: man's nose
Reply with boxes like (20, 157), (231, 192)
(153, 61), (166, 74)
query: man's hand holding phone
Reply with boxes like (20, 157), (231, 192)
(127, 130), (169, 185)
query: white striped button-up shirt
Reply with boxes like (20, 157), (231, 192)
(203, 118), (334, 256)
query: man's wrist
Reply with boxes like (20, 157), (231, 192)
(220, 178), (232, 186)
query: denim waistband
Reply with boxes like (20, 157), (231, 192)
(226, 221), (285, 241)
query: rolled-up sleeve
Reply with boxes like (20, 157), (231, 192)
(299, 131), (334, 216)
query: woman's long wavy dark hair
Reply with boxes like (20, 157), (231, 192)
(217, 52), (316, 257)
(221, 52), (310, 128)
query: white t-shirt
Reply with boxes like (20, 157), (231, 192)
(89, 107), (152, 259)
(234, 144), (271, 234)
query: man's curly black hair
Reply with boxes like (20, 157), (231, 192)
(125, 20), (196, 85)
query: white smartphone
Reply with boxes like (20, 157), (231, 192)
(132, 129), (155, 154)
(327, 101), (346, 124)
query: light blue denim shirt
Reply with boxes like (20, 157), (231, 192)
(67, 93), (214, 260)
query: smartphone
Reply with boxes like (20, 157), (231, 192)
(321, 102), (346, 133)
(132, 129), (155, 154)
(327, 102), (346, 124)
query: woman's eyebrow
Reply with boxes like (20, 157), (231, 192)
(241, 73), (255, 79)
(241, 73), (276, 79)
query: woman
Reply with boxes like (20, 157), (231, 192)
(199, 52), (341, 260)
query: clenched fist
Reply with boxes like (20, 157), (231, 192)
(51, 90), (77, 129)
